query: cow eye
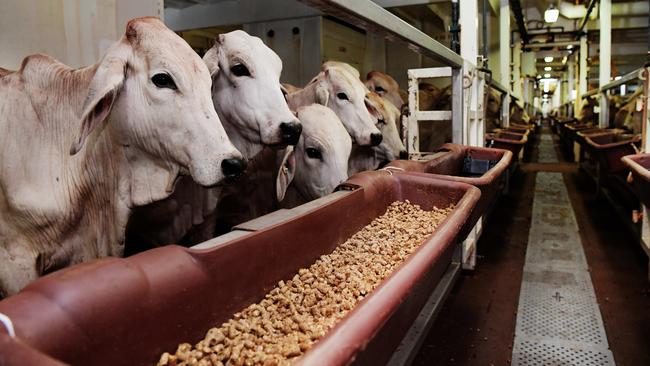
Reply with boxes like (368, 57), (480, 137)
(377, 118), (386, 125)
(375, 86), (385, 93)
(231, 63), (250, 77)
(151, 73), (177, 90)
(337, 92), (349, 101)
(305, 147), (323, 160)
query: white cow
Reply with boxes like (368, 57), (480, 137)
(348, 92), (407, 175)
(286, 63), (382, 147)
(278, 105), (352, 206)
(0, 17), (243, 297)
(214, 104), (352, 228)
(127, 30), (302, 247)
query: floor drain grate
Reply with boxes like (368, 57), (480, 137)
(511, 141), (615, 366)
(512, 339), (615, 366)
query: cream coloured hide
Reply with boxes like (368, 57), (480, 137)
(278, 105), (352, 207)
(214, 105), (352, 231)
(0, 17), (243, 297)
(615, 90), (644, 134)
(127, 30), (301, 248)
(486, 89), (502, 131)
(348, 93), (407, 175)
(365, 70), (405, 109)
(578, 97), (598, 124)
(286, 64), (382, 147)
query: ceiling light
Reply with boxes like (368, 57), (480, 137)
(614, 76), (622, 80)
(544, 56), (554, 63)
(544, 73), (551, 78)
(567, 45), (574, 50)
(544, 66), (552, 71)
(544, 3), (560, 23)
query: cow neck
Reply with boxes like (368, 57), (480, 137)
(20, 59), (129, 255)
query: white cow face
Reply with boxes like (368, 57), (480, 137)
(204, 30), (301, 156)
(71, 18), (244, 189)
(313, 66), (382, 147)
(277, 105), (352, 201)
(366, 92), (407, 161)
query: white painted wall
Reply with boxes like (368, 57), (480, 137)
(0, 0), (162, 69)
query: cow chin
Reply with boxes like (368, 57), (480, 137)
(188, 164), (222, 188)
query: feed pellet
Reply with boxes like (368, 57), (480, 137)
(158, 200), (453, 366)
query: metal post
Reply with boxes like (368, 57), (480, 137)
(568, 54), (575, 117)
(500, 0), (510, 127)
(460, 0), (481, 147)
(577, 33), (588, 117)
(599, 0), (612, 128)
(513, 39), (522, 100)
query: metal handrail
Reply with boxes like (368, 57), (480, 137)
(298, 0), (463, 68)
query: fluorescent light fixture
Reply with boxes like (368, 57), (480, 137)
(567, 45), (574, 50)
(544, 73), (551, 78)
(614, 76), (622, 80)
(544, 4), (560, 23)
(544, 66), (552, 71)
(544, 56), (554, 63)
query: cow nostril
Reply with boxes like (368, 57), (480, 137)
(399, 150), (408, 159)
(280, 122), (303, 145)
(221, 158), (247, 178)
(370, 133), (383, 146)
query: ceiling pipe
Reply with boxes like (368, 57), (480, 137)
(510, 0), (529, 44)
(576, 0), (599, 36)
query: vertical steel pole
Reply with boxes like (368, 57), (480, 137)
(568, 54), (575, 117)
(578, 33), (588, 117)
(599, 0), (612, 128)
(500, 0), (510, 127)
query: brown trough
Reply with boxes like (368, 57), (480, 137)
(584, 133), (641, 175)
(621, 153), (650, 208)
(485, 130), (527, 158)
(387, 143), (512, 239)
(0, 171), (480, 366)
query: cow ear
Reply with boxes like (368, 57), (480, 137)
(315, 84), (329, 106)
(203, 43), (221, 78)
(276, 146), (296, 202)
(365, 95), (383, 121)
(70, 41), (129, 155)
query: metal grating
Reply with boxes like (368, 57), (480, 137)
(538, 134), (558, 163)
(512, 135), (615, 365)
(513, 339), (615, 366)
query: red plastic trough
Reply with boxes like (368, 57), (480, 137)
(621, 153), (650, 208)
(0, 171), (480, 366)
(387, 143), (512, 239)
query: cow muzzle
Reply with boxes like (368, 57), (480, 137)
(280, 122), (302, 146)
(221, 158), (247, 179)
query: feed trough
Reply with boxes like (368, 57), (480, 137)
(0, 171), (480, 366)
(584, 133), (641, 175)
(387, 143), (512, 239)
(485, 130), (527, 159)
(621, 153), (650, 208)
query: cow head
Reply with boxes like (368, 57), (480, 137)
(277, 105), (352, 202)
(365, 71), (405, 109)
(366, 92), (407, 161)
(204, 30), (301, 158)
(70, 17), (244, 204)
(289, 63), (382, 147)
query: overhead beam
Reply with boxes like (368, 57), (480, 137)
(372, 0), (447, 6)
(165, 0), (320, 30)
(299, 0), (463, 67)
